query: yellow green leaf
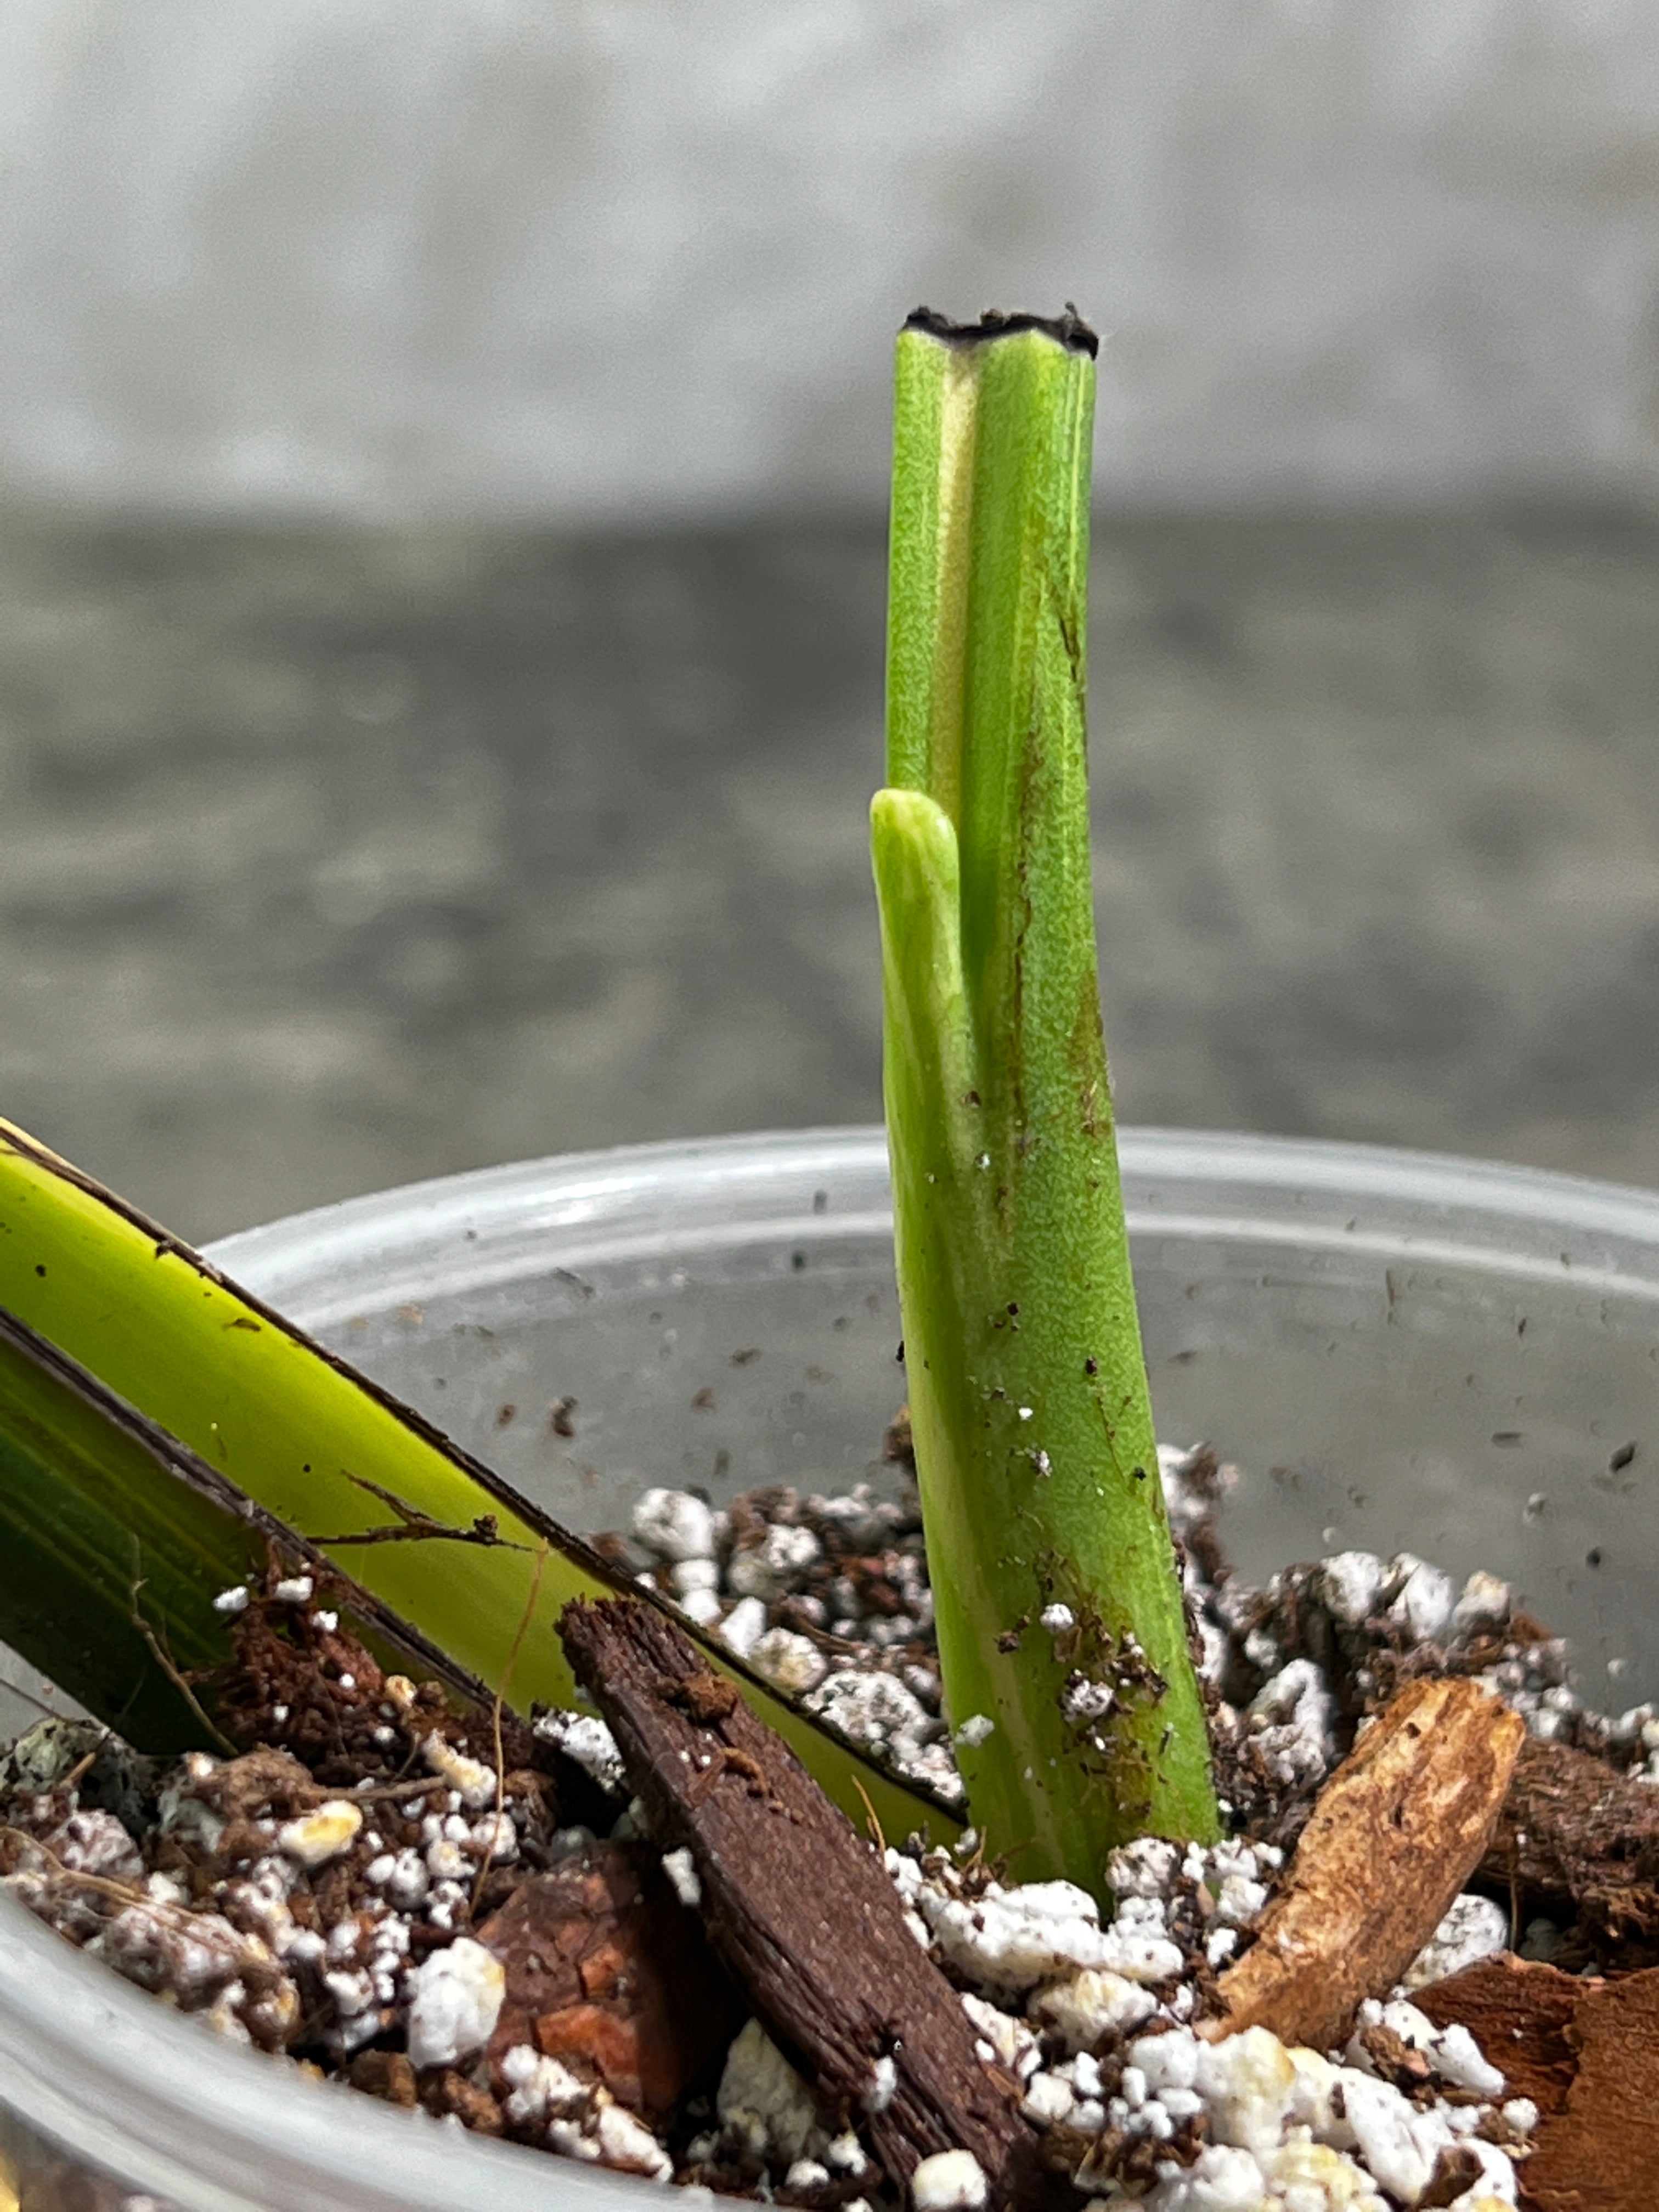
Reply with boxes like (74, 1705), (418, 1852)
(0, 1119), (960, 1844)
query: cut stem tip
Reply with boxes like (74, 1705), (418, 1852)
(901, 304), (1098, 358)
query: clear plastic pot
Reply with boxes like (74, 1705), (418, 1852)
(2, 1126), (1656, 2210)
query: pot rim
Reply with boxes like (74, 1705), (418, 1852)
(208, 1123), (1659, 1324)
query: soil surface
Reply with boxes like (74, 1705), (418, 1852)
(2, 1442), (1656, 2210)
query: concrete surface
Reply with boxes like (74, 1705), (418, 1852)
(3, 507), (1658, 1242)
(7, 2), (1659, 516)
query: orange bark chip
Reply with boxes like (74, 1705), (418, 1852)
(1413, 1952), (1588, 2120)
(1522, 1965), (1659, 2212)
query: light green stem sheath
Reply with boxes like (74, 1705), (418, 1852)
(873, 309), (1219, 1887)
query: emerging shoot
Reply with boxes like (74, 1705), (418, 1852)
(872, 307), (1220, 1888)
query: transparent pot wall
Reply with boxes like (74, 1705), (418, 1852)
(0, 1126), (1656, 2212)
(214, 1127), (1659, 1706)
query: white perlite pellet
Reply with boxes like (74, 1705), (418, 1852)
(1352, 1998), (1507, 2100)
(1401, 1891), (1509, 1990)
(747, 1627), (826, 1694)
(921, 1878), (1126, 1991)
(1308, 1549), (1386, 1628)
(670, 1556), (720, 1596)
(631, 1487), (718, 1562)
(729, 1522), (821, 1600)
(1386, 1554), (1459, 1644)
(805, 1668), (930, 1748)
(1021, 2071), (1075, 2126)
(803, 1670), (962, 1804)
(275, 1801), (362, 1868)
(1143, 2143), (1272, 2210)
(403, 1938), (505, 2069)
(500, 2043), (585, 2124)
(534, 1711), (628, 1797)
(591, 2100), (674, 2181)
(1107, 1837), (1182, 1896)
(1030, 1967), (1158, 2046)
(1248, 1656), (1336, 1789)
(825, 2131), (870, 2175)
(862, 2053), (898, 2114)
(718, 2019), (820, 2163)
(1453, 1568), (1513, 1632)
(421, 1732), (496, 1810)
(661, 1846), (701, 1909)
(1424, 2021), (1506, 2098)
(719, 1594), (770, 1658)
(910, 2149), (987, 2211)
(1341, 2069), (1450, 2203)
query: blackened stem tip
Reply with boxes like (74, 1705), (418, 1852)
(902, 304), (1097, 359)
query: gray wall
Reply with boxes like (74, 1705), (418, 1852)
(4, 0), (1659, 518)
(6, 8), (1659, 1243)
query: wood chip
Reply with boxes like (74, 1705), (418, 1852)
(1520, 1965), (1659, 2212)
(475, 1841), (739, 2117)
(559, 1596), (1042, 2210)
(1204, 1678), (1525, 2052)
(1413, 1953), (1588, 2118)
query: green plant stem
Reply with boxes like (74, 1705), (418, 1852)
(873, 309), (1219, 1887)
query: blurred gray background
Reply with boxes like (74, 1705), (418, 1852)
(4, 1), (1659, 1239)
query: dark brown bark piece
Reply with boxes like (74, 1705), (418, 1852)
(1521, 1965), (1659, 2212)
(1483, 1736), (1659, 1894)
(1204, 1678), (1526, 2053)
(476, 1839), (739, 2118)
(347, 2049), (420, 2107)
(560, 1596), (1042, 2210)
(422, 2069), (505, 2134)
(1418, 2143), (1486, 2210)
(1413, 1954), (1588, 2118)
(1356, 2020), (1432, 2090)
(1481, 1736), (1659, 1962)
